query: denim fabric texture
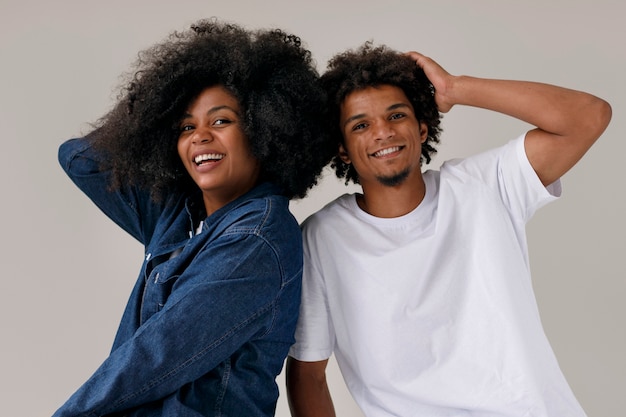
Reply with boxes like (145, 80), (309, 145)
(53, 138), (303, 417)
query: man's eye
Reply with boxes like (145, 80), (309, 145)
(390, 113), (405, 120)
(352, 122), (367, 131)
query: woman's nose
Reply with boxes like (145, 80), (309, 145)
(191, 128), (213, 144)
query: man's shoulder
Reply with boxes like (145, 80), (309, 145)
(301, 193), (355, 232)
(306, 193), (353, 218)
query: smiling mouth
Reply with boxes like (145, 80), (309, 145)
(372, 146), (402, 157)
(194, 153), (224, 165)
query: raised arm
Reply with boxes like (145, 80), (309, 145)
(58, 135), (161, 244)
(407, 51), (612, 185)
(286, 357), (336, 417)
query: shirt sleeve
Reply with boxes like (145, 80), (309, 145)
(444, 133), (561, 223)
(289, 219), (335, 362)
(58, 137), (161, 244)
(498, 133), (562, 222)
(52, 233), (283, 416)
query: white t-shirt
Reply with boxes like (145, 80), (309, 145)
(290, 135), (587, 417)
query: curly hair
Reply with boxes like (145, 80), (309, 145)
(90, 18), (334, 200)
(321, 42), (442, 185)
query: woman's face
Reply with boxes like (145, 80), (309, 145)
(177, 85), (260, 215)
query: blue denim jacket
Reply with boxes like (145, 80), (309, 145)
(53, 138), (303, 417)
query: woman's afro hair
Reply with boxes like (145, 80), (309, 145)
(321, 42), (442, 185)
(90, 18), (334, 200)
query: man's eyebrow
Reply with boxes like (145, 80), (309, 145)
(342, 102), (412, 130)
(342, 113), (367, 130)
(387, 103), (412, 112)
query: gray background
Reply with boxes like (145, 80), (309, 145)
(1, 0), (624, 416)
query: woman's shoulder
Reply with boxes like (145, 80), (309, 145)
(212, 184), (298, 238)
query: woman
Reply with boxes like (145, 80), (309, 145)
(54, 19), (333, 417)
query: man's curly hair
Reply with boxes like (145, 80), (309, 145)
(90, 19), (334, 200)
(321, 42), (442, 185)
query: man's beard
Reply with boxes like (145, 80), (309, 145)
(376, 168), (410, 187)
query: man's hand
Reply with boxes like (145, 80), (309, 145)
(406, 51), (456, 113)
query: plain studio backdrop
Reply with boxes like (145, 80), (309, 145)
(1, 0), (624, 416)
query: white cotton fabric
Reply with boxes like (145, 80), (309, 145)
(290, 135), (587, 417)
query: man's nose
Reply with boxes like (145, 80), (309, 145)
(374, 121), (394, 140)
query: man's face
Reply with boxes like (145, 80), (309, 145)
(338, 85), (428, 189)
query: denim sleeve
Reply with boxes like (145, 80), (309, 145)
(52, 232), (283, 416)
(58, 137), (159, 244)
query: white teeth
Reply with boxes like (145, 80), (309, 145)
(194, 153), (224, 164)
(374, 146), (400, 157)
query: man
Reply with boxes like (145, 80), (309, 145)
(286, 43), (611, 417)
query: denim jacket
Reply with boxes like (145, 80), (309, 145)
(53, 138), (303, 417)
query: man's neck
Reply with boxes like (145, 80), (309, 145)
(357, 174), (426, 218)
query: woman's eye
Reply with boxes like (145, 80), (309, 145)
(180, 125), (194, 132)
(214, 118), (232, 126)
